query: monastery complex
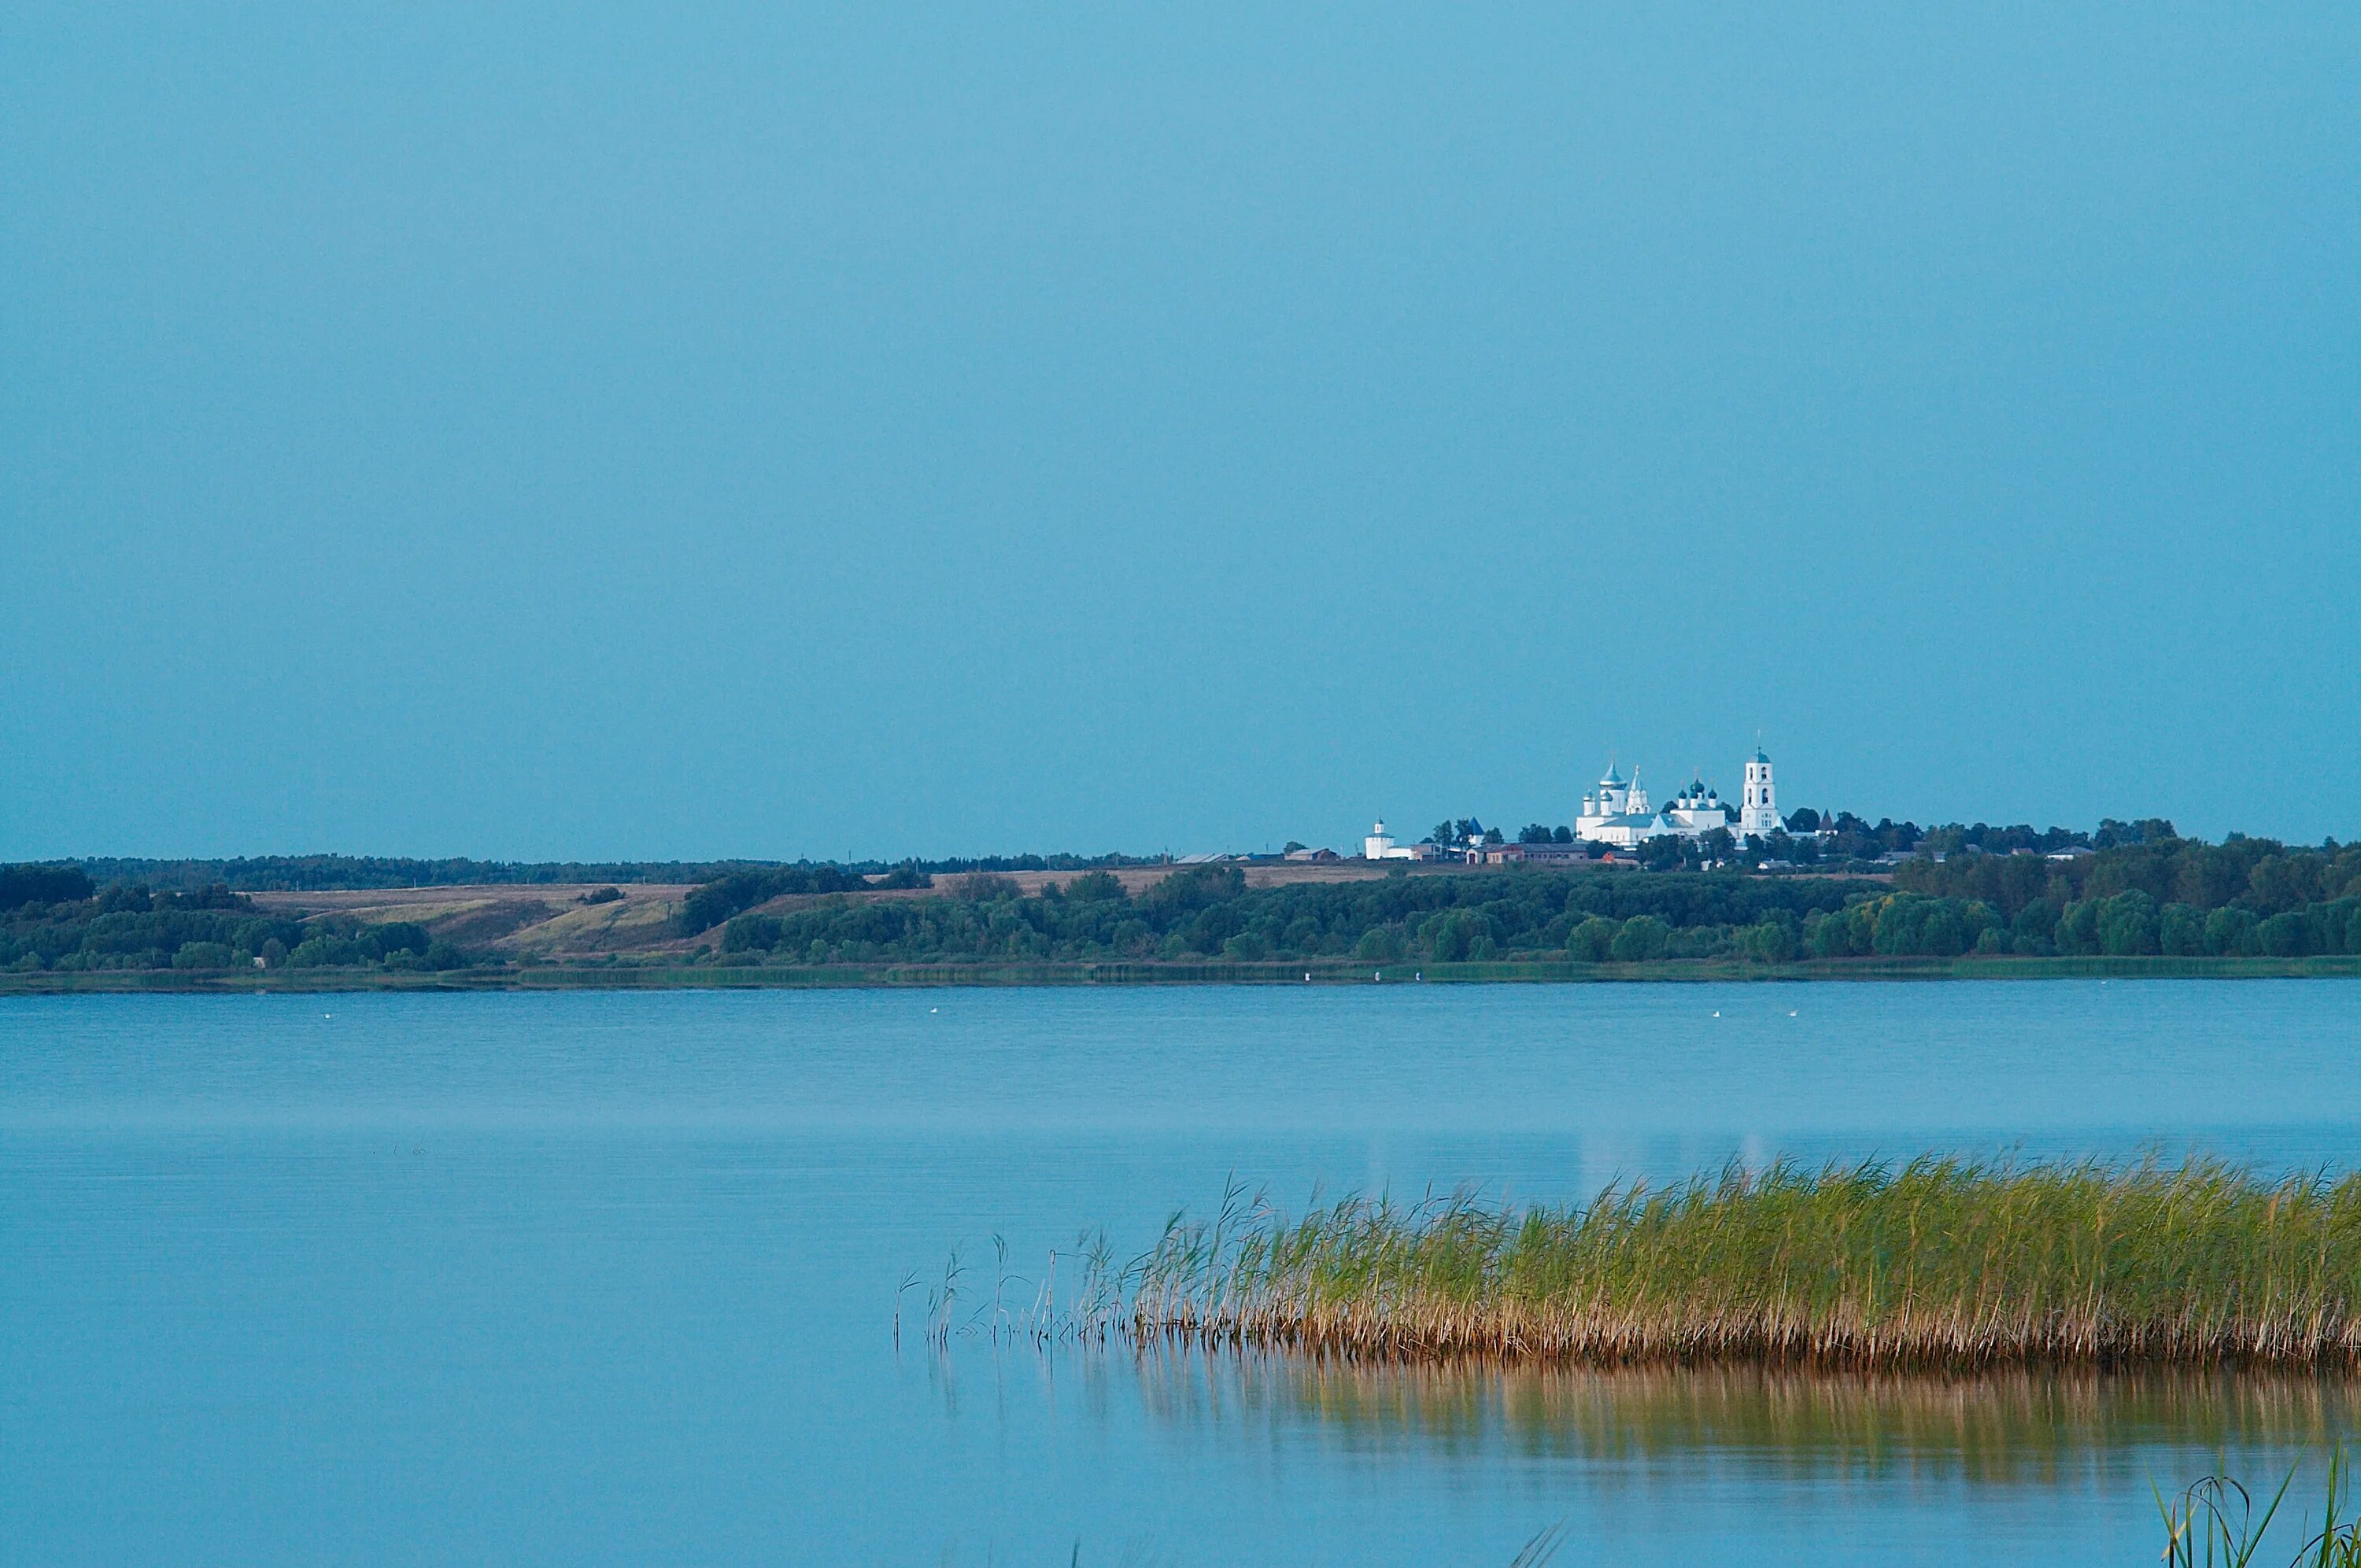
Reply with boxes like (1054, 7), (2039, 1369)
(1362, 751), (1786, 862)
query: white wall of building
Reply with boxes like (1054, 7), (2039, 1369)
(1738, 752), (1779, 837)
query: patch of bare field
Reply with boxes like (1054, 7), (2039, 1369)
(246, 884), (696, 912)
(502, 894), (689, 956)
(248, 884), (696, 956)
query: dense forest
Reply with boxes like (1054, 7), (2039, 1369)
(714, 865), (1868, 965)
(0, 876), (467, 974)
(1885, 835), (2361, 959)
(710, 832), (2361, 967)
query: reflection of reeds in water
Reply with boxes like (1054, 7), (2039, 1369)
(1127, 1347), (2360, 1483)
(1131, 1157), (2361, 1369)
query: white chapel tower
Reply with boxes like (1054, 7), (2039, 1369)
(1738, 749), (1779, 837)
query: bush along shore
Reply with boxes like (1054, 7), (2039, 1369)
(713, 840), (2361, 968)
(1124, 1158), (2361, 1371)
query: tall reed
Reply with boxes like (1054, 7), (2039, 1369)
(2158, 1450), (2361, 1567)
(1131, 1157), (2361, 1369)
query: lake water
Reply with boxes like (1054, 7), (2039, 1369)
(6, 981), (2361, 1565)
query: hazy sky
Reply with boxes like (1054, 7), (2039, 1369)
(5, 3), (2355, 861)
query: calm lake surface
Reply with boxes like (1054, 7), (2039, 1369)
(6, 981), (2361, 1565)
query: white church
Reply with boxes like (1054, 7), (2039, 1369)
(1362, 750), (1791, 861)
(1572, 750), (1782, 847)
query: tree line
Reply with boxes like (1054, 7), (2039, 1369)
(712, 865), (1865, 965)
(65, 852), (1159, 895)
(14, 825), (2355, 975)
(0, 873), (468, 973)
(68, 855), (800, 895)
(1880, 832), (2361, 958)
(700, 834), (2361, 968)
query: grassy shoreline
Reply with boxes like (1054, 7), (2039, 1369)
(1128, 1157), (2361, 1371)
(2, 954), (2358, 994)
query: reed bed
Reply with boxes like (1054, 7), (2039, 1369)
(1129, 1157), (2361, 1370)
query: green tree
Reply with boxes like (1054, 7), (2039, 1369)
(1066, 870), (1124, 901)
(1566, 917), (1617, 961)
(0, 864), (92, 909)
(376, 922), (431, 958)
(2259, 911), (2312, 957)
(2248, 855), (2322, 916)
(1425, 909), (1476, 961)
(2055, 898), (2101, 956)
(2011, 898), (2061, 954)
(1741, 918), (1797, 963)
(1639, 836), (1686, 872)
(2157, 902), (2204, 957)
(2204, 906), (2258, 957)
(2097, 891), (2160, 956)
(1609, 915), (1669, 961)
(1806, 909), (1853, 958)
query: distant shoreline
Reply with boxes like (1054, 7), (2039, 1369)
(5, 954), (2356, 995)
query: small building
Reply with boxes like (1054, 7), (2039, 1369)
(1362, 819), (1439, 861)
(1484, 842), (1592, 865)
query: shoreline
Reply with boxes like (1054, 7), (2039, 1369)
(4, 954), (2358, 994)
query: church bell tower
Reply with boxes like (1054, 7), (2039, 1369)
(1739, 749), (1779, 837)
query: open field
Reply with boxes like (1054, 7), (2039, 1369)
(1125, 1156), (2361, 1371)
(243, 883), (699, 957)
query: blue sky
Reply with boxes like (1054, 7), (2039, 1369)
(4, 3), (2355, 861)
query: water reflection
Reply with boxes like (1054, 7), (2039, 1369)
(1128, 1348), (2361, 1483)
